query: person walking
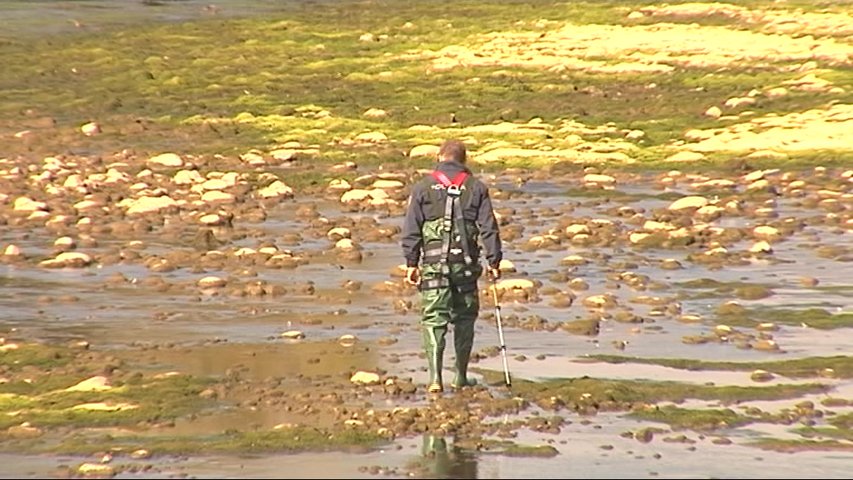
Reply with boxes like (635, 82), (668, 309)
(401, 139), (503, 393)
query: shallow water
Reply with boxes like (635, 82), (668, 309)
(1, 0), (852, 477)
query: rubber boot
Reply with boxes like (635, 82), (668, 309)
(422, 324), (446, 393)
(451, 318), (476, 389)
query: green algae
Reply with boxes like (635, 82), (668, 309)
(46, 425), (384, 456)
(1, 0), (850, 167)
(586, 355), (853, 379)
(716, 307), (853, 330)
(749, 438), (853, 453)
(0, 375), (214, 431)
(628, 405), (753, 431)
(480, 374), (829, 412)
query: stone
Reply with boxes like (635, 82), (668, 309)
(668, 196), (708, 211)
(494, 279), (536, 293)
(7, 422), (43, 439)
(750, 370), (774, 382)
(147, 153), (183, 168)
(198, 276), (226, 288)
(338, 334), (358, 347)
(3, 245), (22, 257)
(354, 131), (388, 143)
(498, 259), (516, 272)
(13, 197), (47, 213)
(340, 189), (372, 203)
(409, 144), (440, 158)
(704, 106), (722, 118)
(335, 238), (358, 251)
(327, 227), (351, 241)
(363, 108), (387, 118)
(583, 173), (616, 185)
(559, 255), (588, 266)
(565, 224), (591, 236)
(350, 371), (381, 385)
(328, 179), (352, 192)
(281, 330), (305, 340)
(80, 122), (101, 136)
(201, 190), (235, 204)
(582, 294), (617, 309)
(173, 169), (203, 185)
(77, 463), (115, 478)
(257, 180), (294, 199)
(753, 225), (780, 240)
(40, 252), (93, 268)
(749, 241), (773, 254)
(666, 151), (705, 162)
(371, 179), (405, 190)
(65, 375), (111, 392)
(125, 195), (178, 215)
(270, 149), (298, 162)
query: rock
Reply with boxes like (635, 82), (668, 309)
(257, 180), (294, 199)
(752, 339), (780, 352)
(80, 122), (101, 136)
(327, 227), (352, 241)
(409, 144), (440, 158)
(281, 330), (305, 340)
(350, 371), (381, 385)
(340, 189), (372, 203)
(560, 255), (588, 266)
(7, 422), (43, 439)
(371, 179), (405, 190)
(666, 151), (705, 162)
(201, 190), (235, 204)
(72, 402), (138, 412)
(130, 449), (151, 459)
(198, 276), (226, 288)
(173, 169), (203, 185)
(582, 294), (617, 309)
(65, 375), (111, 392)
(494, 279), (537, 294)
(498, 259), (516, 273)
(583, 173), (616, 185)
(3, 245), (22, 257)
(54, 236), (76, 250)
(40, 252), (93, 268)
(668, 196), (708, 211)
(704, 106), (722, 118)
(565, 224), (591, 236)
(750, 370), (774, 382)
(354, 131), (388, 143)
(328, 179), (352, 192)
(199, 213), (224, 226)
(270, 149), (299, 162)
(749, 241), (773, 254)
(335, 238), (359, 251)
(338, 334), (358, 347)
(77, 463), (115, 478)
(753, 225), (780, 240)
(125, 195), (178, 215)
(13, 197), (48, 213)
(363, 108), (387, 118)
(147, 153), (183, 168)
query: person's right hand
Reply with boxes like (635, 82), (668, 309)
(405, 266), (421, 286)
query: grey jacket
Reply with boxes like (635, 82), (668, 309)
(401, 161), (502, 269)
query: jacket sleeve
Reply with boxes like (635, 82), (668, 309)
(401, 185), (425, 267)
(476, 183), (503, 269)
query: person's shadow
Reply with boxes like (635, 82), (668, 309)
(419, 434), (478, 479)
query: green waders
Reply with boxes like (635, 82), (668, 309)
(420, 262), (481, 392)
(418, 170), (481, 393)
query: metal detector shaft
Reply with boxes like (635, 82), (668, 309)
(490, 280), (512, 387)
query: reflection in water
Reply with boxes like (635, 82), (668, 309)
(420, 434), (478, 479)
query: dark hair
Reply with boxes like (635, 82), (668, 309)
(438, 139), (467, 163)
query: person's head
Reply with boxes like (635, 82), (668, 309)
(437, 139), (467, 164)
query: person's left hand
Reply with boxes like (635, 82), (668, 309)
(487, 266), (501, 281)
(405, 266), (421, 286)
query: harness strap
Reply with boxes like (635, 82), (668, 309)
(430, 171), (473, 274)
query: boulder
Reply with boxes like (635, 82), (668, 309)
(350, 371), (381, 385)
(147, 153), (183, 168)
